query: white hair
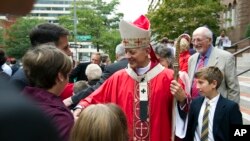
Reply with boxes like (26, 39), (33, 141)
(115, 43), (125, 57)
(85, 64), (102, 81)
(193, 26), (213, 39)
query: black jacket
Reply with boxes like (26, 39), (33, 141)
(69, 62), (90, 83)
(9, 68), (29, 91)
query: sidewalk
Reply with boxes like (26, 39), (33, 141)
(238, 76), (250, 124)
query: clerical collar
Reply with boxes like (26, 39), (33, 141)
(136, 61), (151, 76)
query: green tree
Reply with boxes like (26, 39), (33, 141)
(99, 29), (121, 61)
(58, 0), (123, 56)
(147, 0), (225, 40)
(5, 18), (44, 59)
(0, 28), (4, 46)
(245, 24), (250, 38)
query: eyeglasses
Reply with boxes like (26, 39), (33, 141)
(191, 38), (209, 44)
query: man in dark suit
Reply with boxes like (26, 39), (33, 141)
(10, 23), (72, 91)
(185, 66), (242, 141)
(64, 43), (128, 107)
(69, 52), (102, 83)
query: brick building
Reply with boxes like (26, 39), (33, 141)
(220, 0), (250, 49)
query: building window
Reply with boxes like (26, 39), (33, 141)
(226, 3), (232, 28)
(223, 12), (227, 28)
(52, 7), (64, 11)
(232, 0), (237, 26)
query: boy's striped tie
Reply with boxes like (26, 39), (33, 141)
(201, 102), (210, 141)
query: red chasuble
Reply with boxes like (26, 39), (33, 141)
(79, 63), (174, 141)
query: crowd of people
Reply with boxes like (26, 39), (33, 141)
(0, 2), (243, 141)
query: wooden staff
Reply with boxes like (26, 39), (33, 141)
(173, 36), (181, 81)
(171, 34), (182, 141)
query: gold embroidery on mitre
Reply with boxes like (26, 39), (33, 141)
(122, 38), (150, 48)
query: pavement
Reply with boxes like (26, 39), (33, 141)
(238, 76), (250, 124)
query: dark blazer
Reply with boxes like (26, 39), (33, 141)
(69, 62), (90, 83)
(185, 95), (242, 141)
(9, 68), (29, 91)
(11, 64), (19, 76)
(71, 58), (128, 105)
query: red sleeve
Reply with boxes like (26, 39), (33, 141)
(78, 75), (114, 108)
(60, 83), (74, 100)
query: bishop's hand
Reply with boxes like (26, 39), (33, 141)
(170, 80), (187, 106)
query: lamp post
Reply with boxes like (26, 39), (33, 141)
(73, 0), (78, 60)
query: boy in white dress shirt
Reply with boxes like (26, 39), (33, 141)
(185, 66), (242, 141)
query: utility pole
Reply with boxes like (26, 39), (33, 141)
(74, 0), (78, 60)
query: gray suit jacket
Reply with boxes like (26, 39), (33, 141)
(188, 47), (240, 103)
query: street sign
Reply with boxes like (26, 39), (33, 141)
(76, 35), (92, 41)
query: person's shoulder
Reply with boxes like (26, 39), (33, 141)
(214, 47), (233, 57)
(219, 95), (239, 108)
(10, 68), (25, 80)
(221, 95), (237, 104)
(79, 62), (91, 66)
(74, 62), (91, 71)
(113, 68), (127, 76)
(191, 96), (204, 105)
(162, 67), (174, 73)
(159, 67), (174, 80)
(105, 58), (128, 71)
(101, 68), (127, 84)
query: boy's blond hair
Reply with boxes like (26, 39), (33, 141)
(70, 103), (128, 141)
(194, 66), (223, 89)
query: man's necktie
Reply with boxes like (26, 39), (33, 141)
(191, 55), (206, 98)
(201, 102), (210, 141)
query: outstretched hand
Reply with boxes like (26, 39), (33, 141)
(73, 108), (82, 121)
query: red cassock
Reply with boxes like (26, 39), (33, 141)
(79, 64), (175, 141)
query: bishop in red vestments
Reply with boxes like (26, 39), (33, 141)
(75, 15), (188, 141)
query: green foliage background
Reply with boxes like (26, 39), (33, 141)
(59, 0), (123, 61)
(4, 18), (45, 59)
(147, 0), (225, 41)
(245, 24), (250, 38)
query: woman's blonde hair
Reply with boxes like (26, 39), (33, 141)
(70, 103), (128, 141)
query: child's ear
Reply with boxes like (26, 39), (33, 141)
(57, 72), (64, 82)
(212, 80), (217, 88)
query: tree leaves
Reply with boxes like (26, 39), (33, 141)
(148, 0), (224, 41)
(58, 0), (123, 61)
(4, 18), (44, 59)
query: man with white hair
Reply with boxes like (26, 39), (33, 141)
(85, 64), (102, 85)
(189, 26), (239, 103)
(63, 43), (128, 107)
